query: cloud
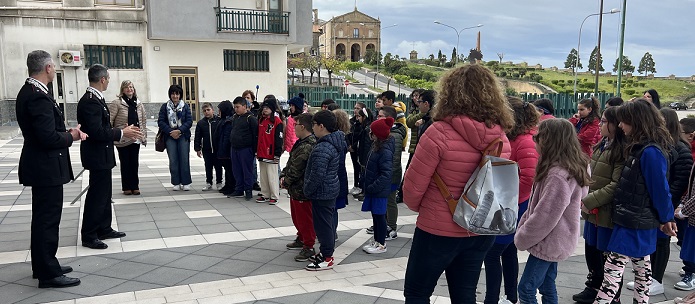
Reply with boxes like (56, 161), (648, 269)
(392, 40), (453, 59)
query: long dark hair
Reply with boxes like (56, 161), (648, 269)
(660, 107), (689, 146)
(616, 99), (673, 155)
(602, 106), (628, 165)
(578, 97), (600, 123)
(357, 107), (374, 125)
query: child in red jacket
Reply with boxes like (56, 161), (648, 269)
(256, 98), (284, 205)
(569, 97), (601, 157)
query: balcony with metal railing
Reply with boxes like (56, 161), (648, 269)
(215, 7), (290, 34)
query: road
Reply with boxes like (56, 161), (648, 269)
(353, 68), (414, 96)
(676, 108), (695, 121)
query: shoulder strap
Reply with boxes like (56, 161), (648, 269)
(433, 137), (504, 215)
(433, 172), (458, 215)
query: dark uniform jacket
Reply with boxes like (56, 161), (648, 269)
(77, 88), (121, 170)
(17, 81), (74, 186)
(281, 135), (316, 201)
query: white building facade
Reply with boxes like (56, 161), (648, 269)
(0, 0), (312, 123)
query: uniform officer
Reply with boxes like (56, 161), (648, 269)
(77, 64), (141, 250)
(17, 50), (85, 288)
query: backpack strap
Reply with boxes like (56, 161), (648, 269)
(433, 138), (504, 215)
(433, 172), (458, 215)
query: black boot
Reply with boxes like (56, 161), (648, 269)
(253, 182), (261, 191)
(572, 287), (598, 304)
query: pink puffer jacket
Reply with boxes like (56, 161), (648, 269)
(403, 115), (511, 237)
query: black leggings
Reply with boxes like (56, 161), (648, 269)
(349, 151), (360, 188)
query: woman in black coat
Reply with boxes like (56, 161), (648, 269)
(354, 107), (374, 200)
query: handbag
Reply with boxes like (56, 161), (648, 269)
(155, 130), (166, 152)
(433, 138), (520, 235)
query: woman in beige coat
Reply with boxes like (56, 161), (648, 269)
(109, 80), (147, 195)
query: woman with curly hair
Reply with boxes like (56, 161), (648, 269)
(402, 64), (515, 303)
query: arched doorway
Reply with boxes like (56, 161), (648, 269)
(336, 44), (346, 60)
(366, 43), (375, 52)
(350, 43), (361, 62)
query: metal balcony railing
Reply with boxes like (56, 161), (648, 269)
(215, 7), (290, 34)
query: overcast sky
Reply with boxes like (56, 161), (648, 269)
(313, 0), (695, 76)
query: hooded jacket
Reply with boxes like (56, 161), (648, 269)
(581, 139), (624, 228)
(304, 131), (347, 202)
(364, 136), (394, 198)
(389, 122), (407, 185)
(281, 135), (316, 201)
(257, 114), (284, 162)
(403, 115), (511, 237)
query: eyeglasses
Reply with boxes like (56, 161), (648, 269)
(599, 118), (608, 125)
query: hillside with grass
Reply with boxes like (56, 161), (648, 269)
(370, 60), (695, 102)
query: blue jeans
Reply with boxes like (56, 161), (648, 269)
(404, 227), (494, 303)
(165, 137), (192, 185)
(484, 242), (519, 304)
(518, 255), (558, 304)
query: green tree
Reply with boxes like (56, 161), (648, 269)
(306, 56), (320, 84)
(364, 50), (381, 65)
(564, 48), (582, 73)
(612, 55), (635, 74)
(468, 49), (483, 63)
(322, 57), (343, 86)
(588, 46), (604, 74)
(638, 52), (657, 75)
(295, 54), (309, 83)
(343, 61), (363, 79)
(451, 47), (457, 64)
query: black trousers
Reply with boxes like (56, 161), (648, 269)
(219, 158), (235, 191)
(651, 236), (672, 283)
(202, 149), (223, 185)
(117, 144), (140, 191)
(31, 185), (64, 280)
(397, 153), (415, 198)
(585, 242), (623, 297)
(349, 151), (360, 188)
(81, 169), (113, 242)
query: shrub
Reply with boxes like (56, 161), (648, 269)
(624, 89), (636, 95)
(533, 75), (543, 82)
(551, 80), (559, 85)
(607, 79), (613, 84)
(558, 79), (565, 84)
(512, 72), (520, 78)
(638, 82), (646, 87)
(498, 70), (507, 77)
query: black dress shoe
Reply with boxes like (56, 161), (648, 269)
(98, 231), (126, 240)
(38, 275), (80, 288)
(33, 265), (73, 279)
(82, 239), (108, 249)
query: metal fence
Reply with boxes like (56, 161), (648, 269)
(288, 86), (615, 119)
(216, 7), (289, 34)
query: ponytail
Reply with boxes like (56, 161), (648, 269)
(579, 97), (601, 123)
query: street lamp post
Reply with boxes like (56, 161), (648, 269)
(572, 8), (620, 100)
(375, 23), (397, 88)
(433, 21), (483, 66)
(317, 43), (324, 85)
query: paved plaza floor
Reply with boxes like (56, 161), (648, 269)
(0, 125), (691, 304)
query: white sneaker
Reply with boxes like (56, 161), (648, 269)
(498, 297), (514, 304)
(365, 242), (387, 254)
(385, 228), (398, 240)
(627, 279), (665, 295)
(182, 184), (191, 191)
(216, 183), (224, 190)
(202, 183), (213, 191)
(675, 273), (695, 291)
(681, 269), (687, 277)
(172, 184), (181, 191)
(352, 187), (362, 195)
(349, 187), (358, 194)
(362, 239), (376, 251)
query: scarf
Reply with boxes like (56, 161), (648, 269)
(123, 95), (138, 126)
(167, 100), (184, 129)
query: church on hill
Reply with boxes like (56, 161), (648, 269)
(318, 7), (381, 62)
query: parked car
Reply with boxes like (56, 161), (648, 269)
(670, 102), (689, 110)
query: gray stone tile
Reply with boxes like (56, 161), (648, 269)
(0, 283), (43, 303)
(120, 229), (162, 241)
(318, 290), (381, 304)
(205, 259), (263, 277)
(151, 212), (189, 221)
(195, 223), (236, 234)
(179, 203), (215, 212)
(58, 236), (78, 247)
(193, 244), (247, 259)
(250, 291), (329, 304)
(62, 274), (127, 297)
(94, 260), (159, 280)
(263, 217), (294, 227)
(162, 245), (208, 254)
(190, 216), (230, 226)
(224, 213), (262, 223)
(119, 221), (158, 231)
(165, 254), (224, 271)
(159, 226), (200, 238)
(232, 247), (285, 263)
(15, 289), (79, 304)
(253, 238), (296, 251)
(247, 263), (300, 277)
(1, 216), (31, 224)
(0, 223), (30, 233)
(70, 256), (122, 273)
(116, 214), (155, 224)
(0, 240), (29, 252)
(4, 210), (31, 218)
(232, 220), (273, 231)
(126, 251), (188, 267)
(155, 219), (194, 229)
(132, 266), (197, 286)
(0, 263), (32, 282)
(101, 280), (165, 295)
(0, 230), (29, 242)
(98, 251), (146, 261)
(374, 298), (404, 304)
(254, 211), (291, 220)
